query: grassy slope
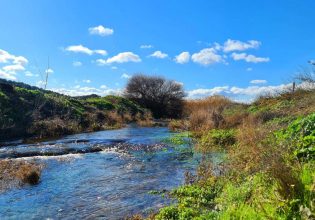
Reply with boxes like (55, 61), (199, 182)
(153, 90), (315, 219)
(0, 79), (150, 141)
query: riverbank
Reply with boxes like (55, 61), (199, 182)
(0, 79), (153, 142)
(148, 88), (315, 219)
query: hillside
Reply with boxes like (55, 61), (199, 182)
(0, 79), (151, 141)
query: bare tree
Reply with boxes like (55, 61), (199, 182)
(125, 74), (185, 118)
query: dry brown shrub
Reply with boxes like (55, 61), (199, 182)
(106, 111), (123, 126)
(122, 112), (133, 123)
(227, 116), (272, 176)
(29, 117), (79, 139)
(224, 111), (249, 128)
(185, 96), (232, 132)
(0, 160), (42, 191)
(135, 112), (154, 127)
(168, 119), (188, 131)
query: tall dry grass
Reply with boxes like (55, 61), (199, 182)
(184, 96), (233, 132)
(0, 160), (41, 191)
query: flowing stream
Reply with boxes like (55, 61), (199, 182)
(0, 126), (200, 219)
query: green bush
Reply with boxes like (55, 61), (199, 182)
(276, 113), (315, 160)
(199, 129), (236, 151)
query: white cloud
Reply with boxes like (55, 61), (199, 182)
(0, 49), (28, 65)
(140, 44), (153, 49)
(97, 52), (141, 65)
(100, 85), (107, 89)
(0, 49), (29, 80)
(94, 50), (107, 56)
(250, 79), (267, 84)
(107, 52), (141, 64)
(191, 48), (223, 65)
(25, 71), (39, 77)
(231, 52), (270, 63)
(51, 86), (122, 97)
(0, 69), (16, 80)
(186, 83), (299, 102)
(121, 73), (131, 79)
(174, 52), (190, 64)
(149, 51), (168, 59)
(246, 67), (253, 71)
(111, 66), (118, 70)
(88, 25), (113, 36)
(3, 64), (25, 72)
(73, 61), (82, 67)
(223, 39), (261, 52)
(96, 59), (107, 66)
(187, 86), (229, 98)
(83, 79), (91, 83)
(45, 68), (54, 74)
(65, 45), (107, 56)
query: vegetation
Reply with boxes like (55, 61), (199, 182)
(0, 160), (41, 192)
(125, 74), (185, 119)
(0, 79), (151, 141)
(150, 88), (315, 219)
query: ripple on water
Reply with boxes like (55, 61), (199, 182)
(0, 126), (200, 219)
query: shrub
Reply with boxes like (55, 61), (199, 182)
(276, 113), (315, 160)
(198, 129), (236, 152)
(185, 96), (232, 132)
(0, 160), (41, 191)
(168, 119), (187, 132)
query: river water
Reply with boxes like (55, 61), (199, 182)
(0, 126), (200, 219)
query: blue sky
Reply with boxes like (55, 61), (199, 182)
(0, 0), (314, 101)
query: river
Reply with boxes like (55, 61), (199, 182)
(0, 126), (200, 219)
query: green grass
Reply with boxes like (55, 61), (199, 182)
(0, 80), (148, 140)
(154, 90), (315, 220)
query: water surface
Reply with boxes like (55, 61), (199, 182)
(0, 126), (199, 219)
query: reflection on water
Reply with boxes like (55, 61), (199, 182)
(0, 126), (200, 219)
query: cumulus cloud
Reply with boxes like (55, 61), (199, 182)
(223, 39), (261, 52)
(0, 49), (29, 80)
(231, 52), (270, 63)
(25, 71), (39, 77)
(88, 25), (113, 36)
(191, 48), (223, 65)
(140, 45), (153, 49)
(51, 86), (122, 97)
(83, 79), (91, 83)
(149, 51), (168, 59)
(174, 52), (190, 64)
(121, 73), (131, 79)
(73, 61), (82, 67)
(65, 45), (107, 56)
(45, 68), (54, 74)
(187, 86), (229, 98)
(3, 64), (25, 72)
(186, 83), (302, 102)
(0, 69), (16, 80)
(97, 52), (141, 65)
(250, 79), (267, 84)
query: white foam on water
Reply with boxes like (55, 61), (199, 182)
(12, 153), (84, 161)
